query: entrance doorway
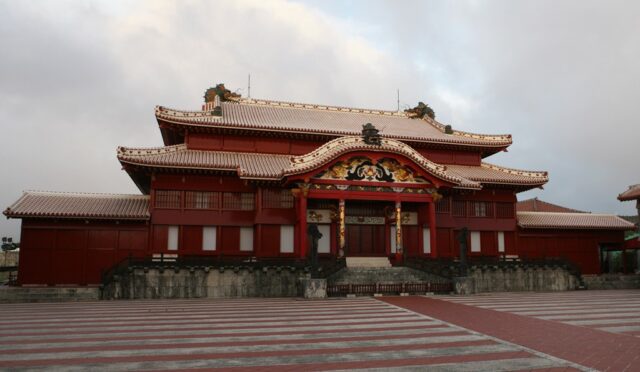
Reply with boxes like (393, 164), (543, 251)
(346, 224), (386, 256)
(344, 200), (391, 257)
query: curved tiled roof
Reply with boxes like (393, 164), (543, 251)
(118, 144), (291, 179)
(517, 198), (585, 213)
(517, 211), (635, 230)
(618, 184), (640, 201)
(446, 163), (548, 187)
(155, 98), (512, 148)
(4, 191), (149, 220)
(118, 137), (548, 190)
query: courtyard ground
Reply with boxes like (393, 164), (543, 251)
(0, 290), (638, 371)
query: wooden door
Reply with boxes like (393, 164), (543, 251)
(346, 225), (386, 256)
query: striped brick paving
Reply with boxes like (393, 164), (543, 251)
(0, 298), (580, 371)
(440, 290), (640, 338)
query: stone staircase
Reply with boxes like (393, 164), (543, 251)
(345, 257), (392, 268)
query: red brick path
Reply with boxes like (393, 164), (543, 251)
(382, 296), (640, 372)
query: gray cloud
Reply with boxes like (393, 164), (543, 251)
(1, 0), (638, 239)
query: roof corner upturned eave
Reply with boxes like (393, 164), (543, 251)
(618, 184), (640, 201)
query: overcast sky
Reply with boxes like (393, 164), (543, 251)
(1, 0), (639, 239)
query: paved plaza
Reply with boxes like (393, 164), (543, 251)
(439, 290), (640, 338)
(0, 291), (638, 371)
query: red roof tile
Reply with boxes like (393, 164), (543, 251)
(3, 191), (149, 220)
(155, 98), (513, 148)
(517, 211), (634, 230)
(118, 136), (547, 189)
(446, 163), (548, 188)
(517, 198), (586, 213)
(117, 144), (291, 179)
(618, 184), (640, 201)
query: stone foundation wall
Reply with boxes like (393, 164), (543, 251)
(0, 287), (100, 303)
(103, 267), (310, 300)
(582, 274), (640, 289)
(467, 266), (579, 293)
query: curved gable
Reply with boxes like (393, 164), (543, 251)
(283, 136), (472, 188)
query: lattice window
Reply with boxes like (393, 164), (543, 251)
(435, 197), (451, 214)
(452, 200), (466, 217)
(469, 201), (493, 217)
(496, 202), (515, 218)
(185, 191), (220, 209)
(222, 192), (255, 210)
(262, 189), (294, 209)
(155, 190), (181, 209)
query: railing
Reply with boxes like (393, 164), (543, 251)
(327, 282), (453, 296)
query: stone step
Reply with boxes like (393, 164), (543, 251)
(345, 257), (392, 268)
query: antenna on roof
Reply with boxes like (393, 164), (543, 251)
(248, 74), (251, 99)
(397, 89), (400, 112)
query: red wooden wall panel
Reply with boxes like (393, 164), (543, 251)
(436, 228), (452, 258)
(181, 226), (203, 253)
(152, 226), (168, 252)
(516, 229), (626, 275)
(18, 221), (148, 285)
(404, 226), (420, 257)
(504, 231), (516, 255)
(260, 225), (280, 256)
(481, 231), (497, 256)
(219, 226), (240, 253)
(18, 229), (55, 285)
(85, 249), (114, 284)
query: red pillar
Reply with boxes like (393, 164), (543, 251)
(255, 188), (262, 257)
(395, 201), (403, 263)
(429, 201), (437, 258)
(299, 193), (308, 260)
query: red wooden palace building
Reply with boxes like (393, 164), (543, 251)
(4, 85), (634, 285)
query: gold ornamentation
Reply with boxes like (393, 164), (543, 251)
(430, 190), (443, 202)
(299, 183), (310, 197)
(338, 200), (346, 256)
(318, 156), (429, 184)
(395, 201), (403, 254)
(327, 162), (349, 179)
(308, 210), (322, 222)
(401, 212), (411, 224)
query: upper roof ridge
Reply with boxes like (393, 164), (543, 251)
(21, 190), (149, 199)
(518, 211), (623, 217)
(236, 97), (408, 117)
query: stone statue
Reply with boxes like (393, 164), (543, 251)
(307, 224), (323, 267)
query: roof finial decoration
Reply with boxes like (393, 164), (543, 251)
(204, 83), (242, 103)
(362, 123), (382, 146)
(405, 101), (436, 120)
